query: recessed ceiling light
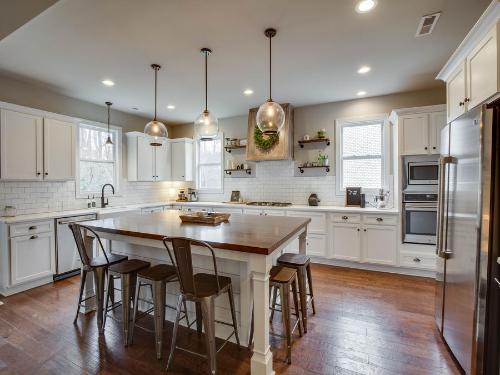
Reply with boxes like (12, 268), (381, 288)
(244, 89), (254, 96)
(102, 79), (115, 86)
(355, 0), (377, 13)
(357, 66), (371, 74)
(167, 105), (175, 110)
(357, 91), (367, 96)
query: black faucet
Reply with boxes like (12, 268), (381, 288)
(101, 184), (115, 208)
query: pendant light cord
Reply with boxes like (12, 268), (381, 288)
(154, 67), (158, 120)
(269, 33), (272, 101)
(107, 104), (110, 132)
(205, 51), (208, 112)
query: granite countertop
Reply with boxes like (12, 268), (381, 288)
(0, 200), (398, 224)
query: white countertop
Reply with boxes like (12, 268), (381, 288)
(0, 201), (398, 224)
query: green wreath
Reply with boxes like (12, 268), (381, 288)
(254, 127), (279, 151)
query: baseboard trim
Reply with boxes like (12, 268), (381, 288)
(0, 276), (54, 297)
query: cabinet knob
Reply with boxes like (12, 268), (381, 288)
(433, 146), (436, 150)
(464, 98), (470, 103)
(459, 101), (464, 107)
(36, 172), (41, 176)
(342, 215), (348, 220)
(364, 229), (367, 232)
(376, 217), (383, 222)
(424, 146), (428, 150)
(357, 228), (360, 232)
(413, 257), (421, 263)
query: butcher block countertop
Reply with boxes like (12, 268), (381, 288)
(82, 210), (310, 255)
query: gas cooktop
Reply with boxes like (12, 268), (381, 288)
(246, 201), (293, 207)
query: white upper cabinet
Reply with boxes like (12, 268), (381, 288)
(43, 118), (75, 180)
(1, 109), (43, 180)
(446, 62), (467, 123)
(399, 114), (429, 155)
(429, 111), (447, 154)
(136, 135), (154, 181)
(467, 25), (498, 109)
(0, 109), (75, 181)
(155, 141), (171, 181)
(170, 138), (193, 181)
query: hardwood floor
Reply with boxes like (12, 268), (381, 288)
(0, 264), (460, 375)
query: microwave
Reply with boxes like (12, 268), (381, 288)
(407, 161), (439, 185)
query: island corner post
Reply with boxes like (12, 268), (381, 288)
(80, 212), (310, 375)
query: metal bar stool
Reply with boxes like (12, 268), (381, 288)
(69, 223), (128, 333)
(249, 265), (303, 364)
(103, 259), (150, 345)
(129, 264), (192, 359)
(276, 253), (316, 333)
(163, 237), (240, 375)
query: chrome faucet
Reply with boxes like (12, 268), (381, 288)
(101, 184), (115, 208)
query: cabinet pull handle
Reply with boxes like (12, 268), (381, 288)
(342, 215), (348, 220)
(376, 217), (383, 222)
(29, 235), (38, 240)
(413, 257), (421, 263)
(29, 226), (37, 230)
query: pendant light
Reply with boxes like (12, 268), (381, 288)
(144, 64), (168, 146)
(105, 101), (113, 145)
(256, 28), (285, 135)
(194, 48), (219, 141)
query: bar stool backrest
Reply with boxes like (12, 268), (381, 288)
(163, 237), (221, 298)
(69, 223), (110, 268)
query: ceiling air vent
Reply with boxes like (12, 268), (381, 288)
(416, 12), (441, 37)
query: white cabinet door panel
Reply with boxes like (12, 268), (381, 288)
(43, 118), (75, 180)
(429, 112), (447, 154)
(306, 234), (327, 257)
(155, 141), (171, 181)
(137, 136), (154, 181)
(331, 223), (361, 261)
(400, 114), (429, 155)
(10, 232), (55, 285)
(361, 225), (397, 266)
(447, 62), (467, 123)
(0, 109), (43, 180)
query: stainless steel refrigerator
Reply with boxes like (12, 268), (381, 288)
(435, 97), (500, 375)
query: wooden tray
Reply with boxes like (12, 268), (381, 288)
(179, 212), (230, 225)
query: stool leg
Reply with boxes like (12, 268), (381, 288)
(291, 276), (303, 337)
(152, 280), (166, 360)
(306, 264), (316, 315)
(201, 297), (217, 375)
(227, 284), (240, 346)
(297, 266), (308, 333)
(195, 302), (203, 336)
(270, 286), (278, 322)
(93, 266), (107, 334)
(108, 274), (115, 306)
(103, 273), (114, 329)
(73, 269), (87, 324)
(121, 273), (133, 346)
(167, 294), (183, 371)
(129, 278), (142, 345)
(248, 308), (254, 350)
(280, 284), (292, 364)
(182, 300), (190, 328)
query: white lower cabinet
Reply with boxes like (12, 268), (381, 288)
(361, 225), (397, 266)
(330, 223), (361, 261)
(10, 229), (55, 286)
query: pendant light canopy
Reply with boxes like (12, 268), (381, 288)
(256, 28), (285, 135)
(105, 101), (113, 145)
(194, 48), (219, 141)
(144, 64), (168, 146)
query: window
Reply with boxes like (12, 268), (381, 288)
(77, 123), (120, 196)
(336, 115), (388, 194)
(196, 134), (223, 193)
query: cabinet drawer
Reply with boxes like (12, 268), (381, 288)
(400, 252), (436, 270)
(363, 214), (397, 226)
(331, 213), (361, 224)
(287, 211), (326, 234)
(9, 220), (53, 237)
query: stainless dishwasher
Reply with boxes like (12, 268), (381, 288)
(54, 213), (97, 280)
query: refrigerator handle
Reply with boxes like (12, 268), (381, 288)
(437, 156), (456, 258)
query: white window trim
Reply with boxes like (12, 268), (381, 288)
(195, 132), (224, 194)
(75, 121), (122, 198)
(335, 114), (390, 197)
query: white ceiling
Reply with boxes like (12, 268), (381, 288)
(0, 0), (490, 123)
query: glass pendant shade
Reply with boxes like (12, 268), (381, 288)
(195, 110), (218, 140)
(105, 101), (113, 145)
(256, 100), (285, 135)
(144, 120), (168, 146)
(105, 135), (113, 145)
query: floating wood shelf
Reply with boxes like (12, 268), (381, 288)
(298, 165), (330, 173)
(224, 145), (246, 153)
(225, 168), (252, 175)
(298, 138), (330, 148)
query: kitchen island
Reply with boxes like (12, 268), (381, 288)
(82, 210), (310, 375)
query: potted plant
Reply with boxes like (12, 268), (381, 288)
(318, 152), (329, 166)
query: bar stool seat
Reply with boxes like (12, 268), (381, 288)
(270, 265), (297, 282)
(104, 259), (150, 346)
(138, 264), (177, 281)
(193, 273), (232, 297)
(89, 253), (128, 268)
(277, 253), (316, 333)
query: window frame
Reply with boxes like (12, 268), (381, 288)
(75, 122), (122, 198)
(335, 114), (390, 196)
(196, 132), (224, 194)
